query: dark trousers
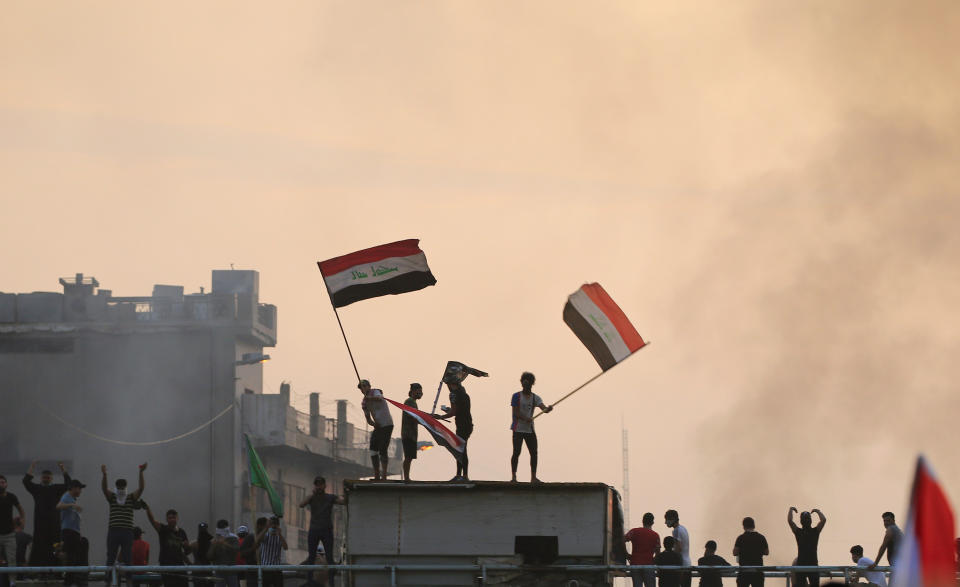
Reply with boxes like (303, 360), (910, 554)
(511, 432), (538, 473)
(794, 571), (818, 586)
(261, 572), (282, 587)
(456, 426), (472, 478)
(632, 568), (656, 587)
(737, 573), (764, 587)
(161, 572), (189, 587)
(306, 527), (334, 585)
(62, 529), (89, 586)
(30, 523), (61, 566)
(105, 527), (134, 566)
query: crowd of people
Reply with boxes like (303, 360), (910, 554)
(622, 507), (959, 587)
(0, 463), (345, 587)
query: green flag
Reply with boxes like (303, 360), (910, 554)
(244, 434), (283, 517)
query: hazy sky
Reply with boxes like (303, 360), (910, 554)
(3, 1), (959, 565)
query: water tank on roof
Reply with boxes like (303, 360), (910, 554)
(211, 270), (259, 297)
(16, 292), (64, 323)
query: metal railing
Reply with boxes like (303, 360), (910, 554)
(0, 563), (903, 586)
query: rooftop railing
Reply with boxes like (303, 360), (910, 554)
(0, 563), (911, 587)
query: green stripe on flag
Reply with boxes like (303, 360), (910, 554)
(245, 433), (284, 517)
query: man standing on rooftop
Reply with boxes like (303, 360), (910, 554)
(401, 383), (424, 482)
(788, 506), (825, 586)
(509, 372), (552, 483)
(437, 376), (473, 481)
(359, 379), (394, 481)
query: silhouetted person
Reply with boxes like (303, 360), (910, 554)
(57, 479), (89, 587)
(190, 522), (213, 587)
(733, 517), (768, 587)
(101, 463), (147, 567)
(359, 379), (394, 480)
(625, 512), (661, 587)
(144, 503), (190, 587)
(23, 461), (71, 566)
(402, 383), (424, 482)
(665, 510), (691, 587)
(697, 540), (731, 587)
(869, 512), (902, 570)
(788, 507), (826, 586)
(299, 476), (344, 586)
(654, 535), (683, 587)
(509, 372), (553, 482)
(850, 544), (887, 587)
(0, 475), (26, 580)
(437, 379), (473, 481)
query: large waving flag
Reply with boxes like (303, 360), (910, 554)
(317, 239), (437, 308)
(244, 434), (284, 517)
(385, 398), (466, 464)
(890, 456), (956, 587)
(563, 283), (645, 371)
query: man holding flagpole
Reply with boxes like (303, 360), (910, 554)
(437, 376), (473, 481)
(359, 380), (394, 481)
(510, 372), (552, 483)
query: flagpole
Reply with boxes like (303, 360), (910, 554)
(331, 305), (362, 383)
(534, 342), (649, 420)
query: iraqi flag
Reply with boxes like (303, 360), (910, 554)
(890, 456), (957, 587)
(317, 239), (437, 308)
(563, 283), (646, 371)
(385, 398), (466, 465)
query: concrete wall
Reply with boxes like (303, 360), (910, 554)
(0, 327), (257, 561)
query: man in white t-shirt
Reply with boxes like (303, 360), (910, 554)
(850, 544), (887, 586)
(510, 372), (553, 483)
(665, 509), (691, 587)
(359, 379), (394, 480)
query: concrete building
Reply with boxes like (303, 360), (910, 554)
(0, 271), (398, 564)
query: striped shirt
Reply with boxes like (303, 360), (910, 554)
(108, 494), (137, 529)
(259, 533), (283, 565)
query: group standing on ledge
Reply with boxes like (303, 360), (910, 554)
(357, 370), (551, 483)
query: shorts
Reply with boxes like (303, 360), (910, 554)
(402, 437), (418, 460)
(456, 425), (473, 441)
(369, 425), (393, 457)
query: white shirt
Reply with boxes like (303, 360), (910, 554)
(857, 556), (887, 586)
(512, 391), (545, 434)
(363, 388), (393, 427)
(673, 524), (691, 565)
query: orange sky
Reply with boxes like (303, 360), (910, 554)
(3, 1), (959, 565)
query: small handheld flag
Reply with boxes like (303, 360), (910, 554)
(244, 434), (284, 517)
(431, 360), (489, 413)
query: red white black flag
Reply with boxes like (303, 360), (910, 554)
(317, 239), (437, 308)
(563, 283), (645, 371)
(385, 398), (466, 464)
